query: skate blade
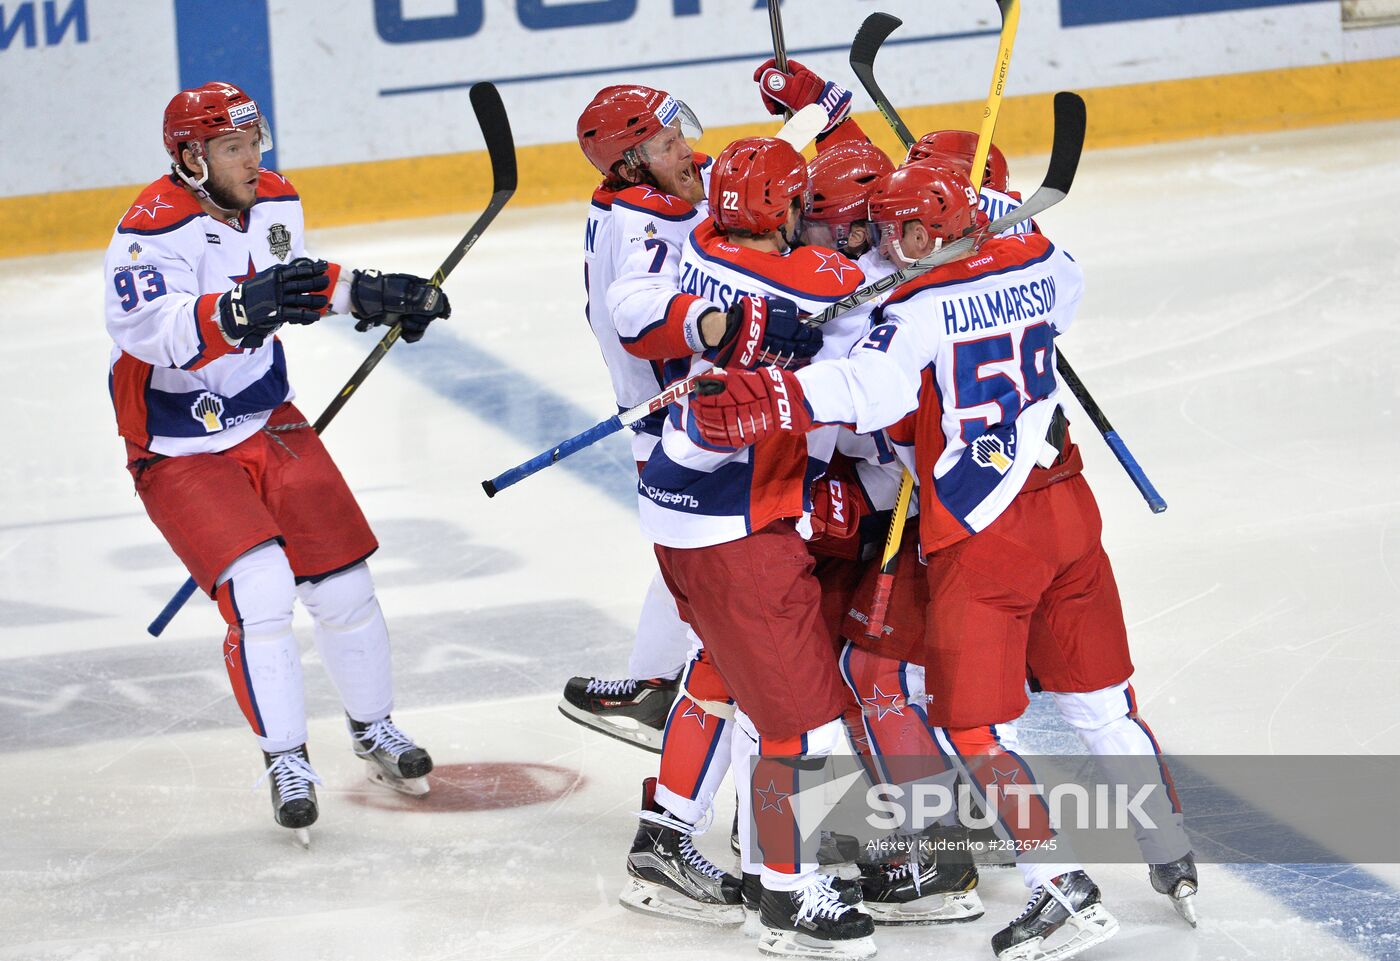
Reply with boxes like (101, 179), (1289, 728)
(867, 888), (984, 925)
(364, 764), (430, 797)
(998, 903), (1120, 961)
(743, 908), (765, 940)
(757, 927), (877, 960)
(291, 827), (311, 849)
(618, 877), (743, 927)
(1170, 883), (1198, 928)
(557, 702), (663, 754)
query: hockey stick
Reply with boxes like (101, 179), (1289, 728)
(864, 0), (1019, 638)
(850, 7), (1165, 516)
(148, 82), (518, 637)
(766, 0), (793, 121)
(480, 93), (1086, 499)
(849, 12), (915, 149)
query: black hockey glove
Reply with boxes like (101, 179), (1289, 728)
(218, 258), (330, 349)
(349, 269), (451, 344)
(709, 294), (822, 371)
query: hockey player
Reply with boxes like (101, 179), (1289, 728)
(564, 61), (859, 749)
(573, 84), (837, 929)
(642, 135), (878, 959)
(106, 82), (450, 841)
(689, 162), (1145, 960)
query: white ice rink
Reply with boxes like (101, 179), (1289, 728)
(3, 120), (1399, 961)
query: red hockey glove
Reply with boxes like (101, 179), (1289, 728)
(808, 469), (867, 560)
(691, 367), (815, 449)
(753, 57), (853, 135)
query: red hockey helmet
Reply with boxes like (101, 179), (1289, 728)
(162, 81), (272, 171)
(708, 137), (810, 236)
(806, 140), (894, 224)
(576, 84), (702, 177)
(906, 130), (1009, 193)
(867, 163), (980, 261)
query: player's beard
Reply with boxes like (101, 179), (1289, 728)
(204, 171), (253, 216)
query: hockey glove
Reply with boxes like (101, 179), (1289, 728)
(807, 458), (868, 561)
(709, 294), (823, 371)
(691, 367), (814, 449)
(217, 257), (330, 350)
(349, 270), (452, 343)
(753, 57), (852, 136)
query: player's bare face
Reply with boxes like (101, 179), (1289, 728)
(879, 221), (935, 267)
(199, 130), (262, 213)
(639, 125), (703, 204)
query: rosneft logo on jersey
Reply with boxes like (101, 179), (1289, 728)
(191, 392), (225, 433)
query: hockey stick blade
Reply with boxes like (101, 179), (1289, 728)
(775, 104), (829, 152)
(479, 93), (1087, 498)
(849, 12), (915, 149)
(808, 90), (1085, 326)
(149, 85), (519, 636)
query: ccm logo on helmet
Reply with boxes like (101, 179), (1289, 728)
(894, 206), (919, 216)
(764, 366), (793, 430)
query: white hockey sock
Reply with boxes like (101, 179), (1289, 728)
(297, 562), (394, 723)
(215, 542), (306, 754)
(1054, 683), (1190, 863)
(732, 710), (759, 875)
(626, 568), (690, 681)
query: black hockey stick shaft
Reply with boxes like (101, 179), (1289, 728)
(849, 12), (915, 149)
(149, 82), (518, 637)
(766, 0), (793, 120)
(315, 83), (518, 433)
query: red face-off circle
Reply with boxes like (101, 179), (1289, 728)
(346, 762), (584, 813)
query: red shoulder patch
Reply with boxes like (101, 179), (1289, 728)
(786, 246), (864, 298)
(118, 176), (202, 233)
(592, 183), (620, 206)
(256, 169), (299, 199)
(886, 232), (1053, 304)
(612, 184), (696, 219)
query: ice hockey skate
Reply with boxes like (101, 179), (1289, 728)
(757, 873), (877, 959)
(859, 847), (984, 925)
(619, 777), (743, 926)
(1149, 852), (1199, 927)
(558, 674), (678, 752)
(992, 871), (1119, 961)
(256, 745), (322, 848)
(347, 714), (433, 797)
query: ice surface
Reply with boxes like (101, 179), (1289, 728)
(1, 120), (1397, 960)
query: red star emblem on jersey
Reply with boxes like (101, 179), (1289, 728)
(636, 186), (679, 207)
(679, 701), (710, 730)
(229, 255), (257, 284)
(814, 249), (857, 284)
(754, 780), (790, 814)
(989, 764), (1023, 789)
(125, 193), (174, 223)
(861, 684), (905, 721)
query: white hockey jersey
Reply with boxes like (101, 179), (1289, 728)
(796, 231), (1084, 552)
(583, 157), (716, 461)
(637, 220), (866, 549)
(105, 170), (338, 456)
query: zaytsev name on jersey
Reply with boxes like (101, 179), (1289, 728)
(794, 231), (1086, 554)
(637, 219), (869, 549)
(105, 170), (341, 456)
